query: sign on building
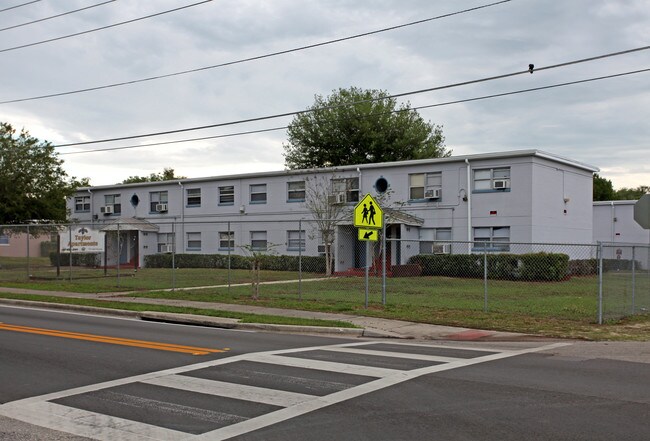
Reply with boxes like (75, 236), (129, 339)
(60, 227), (105, 253)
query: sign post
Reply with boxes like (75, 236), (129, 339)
(354, 194), (384, 308)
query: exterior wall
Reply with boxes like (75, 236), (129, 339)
(66, 150), (599, 270)
(0, 232), (51, 258)
(593, 201), (650, 264)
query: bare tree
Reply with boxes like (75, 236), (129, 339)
(304, 174), (352, 276)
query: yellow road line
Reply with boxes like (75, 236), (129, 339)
(0, 323), (228, 356)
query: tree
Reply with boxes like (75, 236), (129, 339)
(593, 173), (615, 201)
(121, 167), (186, 184)
(0, 122), (85, 224)
(614, 186), (649, 200)
(283, 87), (449, 169)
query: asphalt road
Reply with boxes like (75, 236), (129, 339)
(1, 305), (649, 441)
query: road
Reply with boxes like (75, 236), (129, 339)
(1, 305), (649, 440)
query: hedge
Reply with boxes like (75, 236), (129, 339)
(407, 252), (570, 282)
(49, 252), (101, 267)
(144, 253), (326, 273)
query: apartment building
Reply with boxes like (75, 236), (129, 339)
(67, 149), (598, 270)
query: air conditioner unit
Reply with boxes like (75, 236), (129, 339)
(424, 188), (441, 199)
(431, 243), (451, 254)
(317, 244), (326, 254)
(160, 244), (173, 253)
(155, 203), (168, 212)
(336, 192), (346, 204)
(100, 205), (113, 214)
(493, 179), (509, 189)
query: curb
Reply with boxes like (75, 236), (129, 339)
(0, 298), (366, 337)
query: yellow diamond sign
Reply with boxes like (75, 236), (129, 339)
(354, 193), (383, 229)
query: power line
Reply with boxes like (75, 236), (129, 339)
(52, 45), (650, 148)
(0, 1), (116, 33)
(0, 0), (512, 105)
(0, 0), (41, 14)
(0, 0), (213, 54)
(58, 67), (650, 156)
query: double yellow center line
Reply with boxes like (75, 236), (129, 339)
(0, 323), (228, 356)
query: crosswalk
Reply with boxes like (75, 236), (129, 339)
(0, 340), (568, 440)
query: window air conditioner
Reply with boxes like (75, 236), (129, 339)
(432, 243), (451, 254)
(100, 205), (114, 214)
(336, 192), (346, 204)
(493, 179), (509, 189)
(156, 203), (168, 212)
(317, 244), (326, 254)
(161, 244), (173, 253)
(424, 188), (441, 199)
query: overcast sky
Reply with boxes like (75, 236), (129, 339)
(1, 0), (648, 189)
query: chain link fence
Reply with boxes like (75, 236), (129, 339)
(1, 221), (648, 324)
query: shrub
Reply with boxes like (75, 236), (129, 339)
(49, 252), (100, 267)
(144, 253), (326, 273)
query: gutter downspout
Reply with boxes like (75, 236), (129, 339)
(87, 189), (93, 226)
(465, 159), (472, 254)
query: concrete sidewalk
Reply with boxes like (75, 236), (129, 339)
(0, 287), (536, 341)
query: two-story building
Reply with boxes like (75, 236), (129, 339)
(67, 149), (598, 270)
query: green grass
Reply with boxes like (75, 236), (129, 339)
(2, 257), (650, 340)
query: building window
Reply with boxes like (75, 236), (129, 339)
(249, 184), (267, 204)
(187, 232), (201, 250)
(473, 167), (511, 191)
(419, 228), (452, 254)
(287, 230), (305, 251)
(0, 234), (9, 245)
(409, 172), (441, 200)
(219, 231), (234, 250)
(250, 231), (267, 251)
(104, 194), (121, 214)
(157, 233), (174, 253)
(332, 177), (359, 203)
(219, 186), (234, 205)
(287, 181), (305, 202)
(186, 188), (201, 207)
(150, 191), (168, 212)
(473, 226), (510, 251)
(74, 196), (90, 212)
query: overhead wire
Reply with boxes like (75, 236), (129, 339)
(0, 0), (512, 105)
(0, 0), (41, 14)
(0, 1), (116, 33)
(58, 67), (650, 156)
(0, 0), (213, 54)
(52, 45), (650, 149)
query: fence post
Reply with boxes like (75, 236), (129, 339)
(381, 216), (386, 305)
(68, 225), (72, 281)
(171, 222), (176, 292)
(483, 246), (488, 313)
(597, 242), (603, 325)
(227, 221), (231, 293)
(365, 240), (370, 309)
(631, 246), (636, 314)
(116, 223), (121, 288)
(298, 219), (302, 301)
(26, 225), (30, 280)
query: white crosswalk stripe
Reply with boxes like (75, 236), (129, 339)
(0, 341), (570, 441)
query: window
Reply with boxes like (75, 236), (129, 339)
(150, 191), (168, 212)
(186, 188), (201, 207)
(287, 181), (305, 202)
(157, 233), (174, 253)
(332, 177), (359, 203)
(219, 231), (234, 250)
(249, 184), (267, 204)
(74, 196), (90, 212)
(419, 228), (451, 254)
(474, 226), (510, 251)
(104, 194), (121, 214)
(287, 230), (305, 251)
(187, 232), (201, 250)
(0, 233), (9, 245)
(250, 231), (267, 251)
(409, 172), (441, 200)
(473, 167), (511, 191)
(219, 186), (234, 205)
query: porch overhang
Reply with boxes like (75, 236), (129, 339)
(100, 217), (160, 232)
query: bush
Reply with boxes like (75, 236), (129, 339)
(49, 252), (100, 267)
(144, 253), (326, 273)
(407, 252), (570, 282)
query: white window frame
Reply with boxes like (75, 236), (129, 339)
(219, 231), (234, 250)
(419, 228), (451, 254)
(74, 196), (90, 212)
(287, 230), (305, 251)
(219, 186), (235, 205)
(287, 181), (306, 202)
(409, 172), (441, 200)
(473, 226), (510, 251)
(249, 184), (267, 204)
(473, 167), (511, 191)
(250, 231), (267, 251)
(150, 191), (168, 212)
(157, 233), (174, 253)
(104, 194), (121, 214)
(331, 177), (359, 203)
(186, 232), (201, 251)
(186, 188), (201, 207)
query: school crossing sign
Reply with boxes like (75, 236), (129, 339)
(354, 193), (383, 230)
